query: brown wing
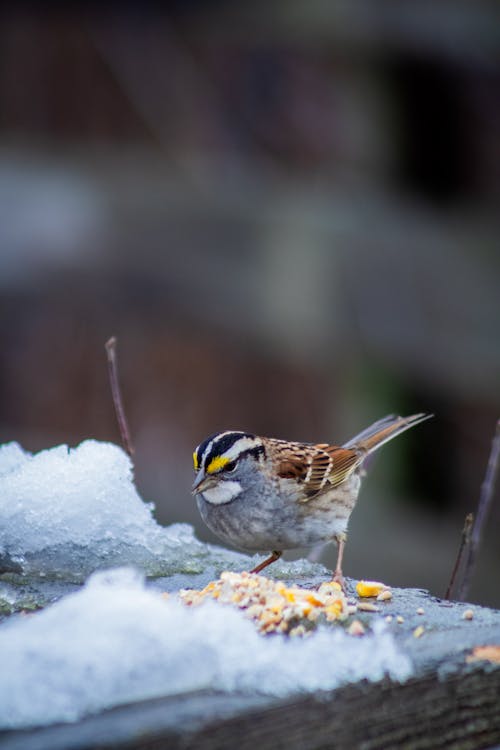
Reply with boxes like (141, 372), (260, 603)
(272, 440), (310, 482)
(271, 438), (363, 501)
(276, 456), (308, 481)
(302, 445), (363, 499)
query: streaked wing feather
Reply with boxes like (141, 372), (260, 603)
(277, 457), (307, 481)
(274, 440), (362, 501)
(304, 446), (362, 498)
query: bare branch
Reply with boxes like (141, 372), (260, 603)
(444, 513), (473, 600)
(105, 336), (135, 458)
(458, 419), (500, 601)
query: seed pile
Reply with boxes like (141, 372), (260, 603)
(179, 571), (350, 636)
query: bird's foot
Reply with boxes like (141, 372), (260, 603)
(332, 569), (346, 592)
(249, 550), (282, 575)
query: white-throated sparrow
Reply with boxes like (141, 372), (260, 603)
(192, 413), (431, 585)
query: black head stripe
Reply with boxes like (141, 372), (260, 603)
(203, 431), (256, 469)
(195, 431), (222, 469)
(238, 445), (266, 463)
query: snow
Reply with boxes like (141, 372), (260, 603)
(0, 440), (325, 582)
(0, 440), (244, 580)
(0, 567), (413, 729)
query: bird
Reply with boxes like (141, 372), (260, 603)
(192, 413), (432, 587)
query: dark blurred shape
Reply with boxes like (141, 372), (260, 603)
(388, 56), (471, 202)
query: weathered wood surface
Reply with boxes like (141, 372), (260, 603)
(4, 669), (500, 750)
(2, 582), (500, 750)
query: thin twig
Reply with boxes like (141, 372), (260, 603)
(457, 419), (500, 602)
(444, 513), (473, 600)
(105, 336), (135, 458)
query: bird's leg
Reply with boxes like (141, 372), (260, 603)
(250, 550), (282, 575)
(332, 533), (347, 590)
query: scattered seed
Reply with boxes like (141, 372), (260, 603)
(463, 609), (474, 620)
(466, 645), (500, 664)
(416, 607), (425, 615)
(377, 590), (393, 602)
(289, 625), (307, 637)
(357, 602), (380, 612)
(347, 619), (365, 636)
(385, 615), (393, 623)
(413, 625), (425, 638)
(396, 615), (404, 624)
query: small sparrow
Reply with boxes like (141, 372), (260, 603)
(192, 413), (431, 586)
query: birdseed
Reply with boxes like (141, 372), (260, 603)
(179, 571), (350, 636)
(377, 590), (393, 602)
(347, 619), (365, 636)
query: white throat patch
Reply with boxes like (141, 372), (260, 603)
(202, 480), (242, 505)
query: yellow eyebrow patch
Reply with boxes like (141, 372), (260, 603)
(206, 455), (230, 474)
(193, 451), (199, 470)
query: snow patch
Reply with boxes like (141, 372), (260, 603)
(0, 440), (245, 579)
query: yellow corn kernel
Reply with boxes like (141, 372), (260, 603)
(356, 580), (389, 598)
(325, 604), (342, 620)
(306, 593), (324, 607)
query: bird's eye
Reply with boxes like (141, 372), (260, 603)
(224, 460), (237, 473)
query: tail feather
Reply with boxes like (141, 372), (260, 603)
(343, 413), (432, 454)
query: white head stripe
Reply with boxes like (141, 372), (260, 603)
(222, 437), (262, 462)
(199, 431), (235, 466)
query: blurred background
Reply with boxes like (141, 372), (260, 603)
(0, 3), (499, 604)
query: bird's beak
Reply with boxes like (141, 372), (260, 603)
(192, 470), (214, 495)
